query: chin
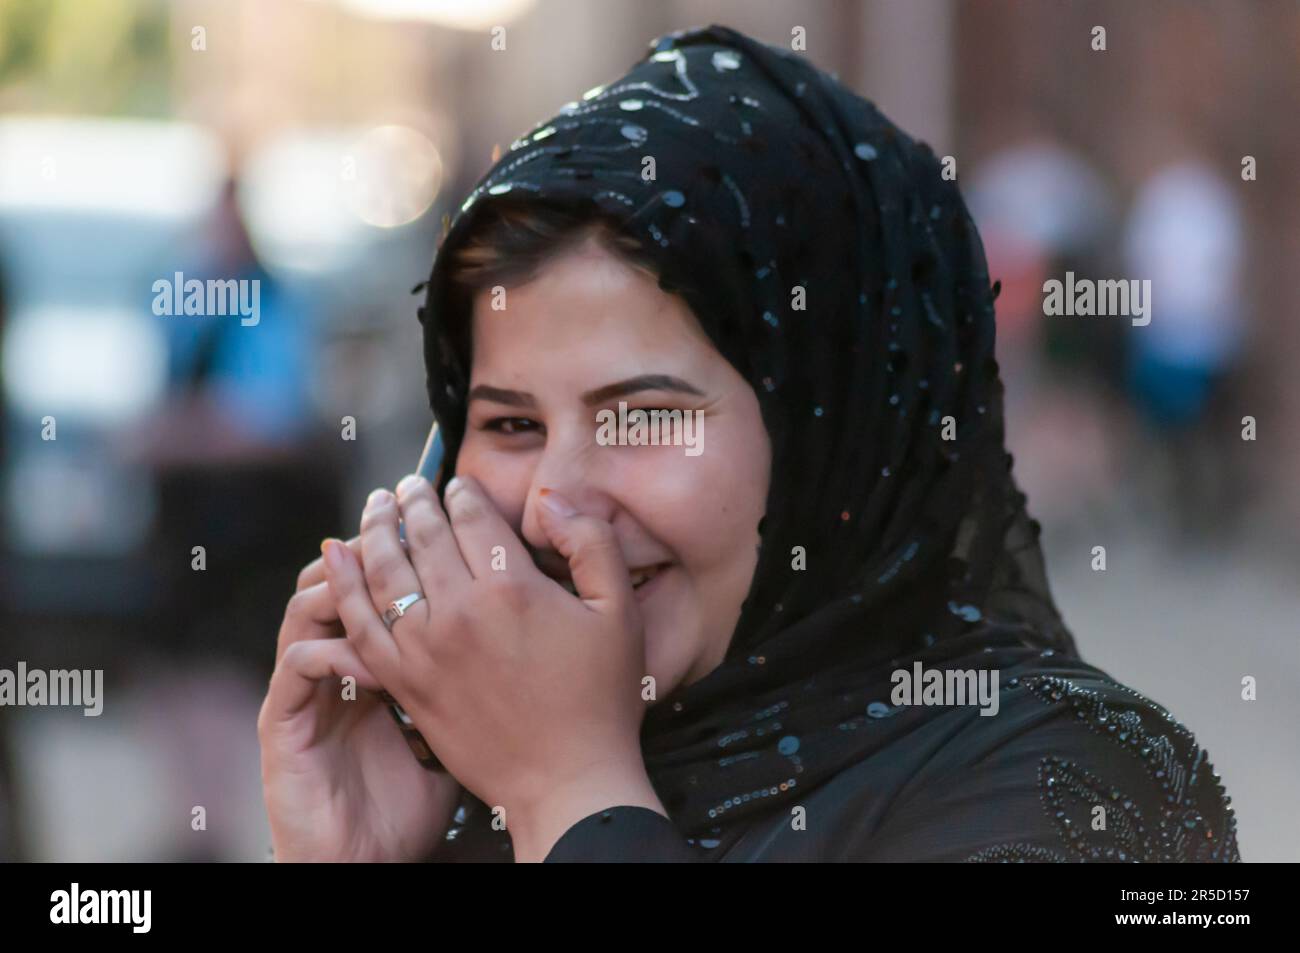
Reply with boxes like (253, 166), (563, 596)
(641, 613), (696, 704)
(640, 585), (717, 700)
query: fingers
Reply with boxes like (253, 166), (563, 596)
(275, 580), (342, 665)
(536, 488), (634, 615)
(442, 475), (533, 581)
(296, 535), (363, 591)
(264, 636), (383, 723)
(321, 537), (402, 685)
(394, 473), (471, 597)
(359, 489), (427, 629)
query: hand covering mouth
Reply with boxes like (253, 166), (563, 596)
(543, 561), (669, 594)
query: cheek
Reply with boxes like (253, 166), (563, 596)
(616, 441), (765, 570)
(677, 416), (769, 533)
(453, 438), (533, 526)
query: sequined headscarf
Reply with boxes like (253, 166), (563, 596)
(418, 24), (1078, 847)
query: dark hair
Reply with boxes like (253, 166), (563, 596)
(442, 199), (665, 361)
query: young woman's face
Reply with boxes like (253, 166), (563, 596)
(455, 235), (771, 697)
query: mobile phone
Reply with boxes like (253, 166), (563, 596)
(378, 421), (448, 772)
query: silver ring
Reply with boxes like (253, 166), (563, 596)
(382, 592), (424, 631)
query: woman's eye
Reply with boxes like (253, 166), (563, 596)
(485, 417), (541, 435)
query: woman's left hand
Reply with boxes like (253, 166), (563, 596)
(320, 473), (666, 862)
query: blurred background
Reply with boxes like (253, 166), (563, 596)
(0, 0), (1296, 862)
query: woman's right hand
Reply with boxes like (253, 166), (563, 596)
(258, 538), (462, 862)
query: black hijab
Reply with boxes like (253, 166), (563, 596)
(418, 25), (1082, 850)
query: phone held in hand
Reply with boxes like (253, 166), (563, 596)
(379, 421), (449, 772)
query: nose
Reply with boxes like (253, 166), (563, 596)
(519, 430), (619, 553)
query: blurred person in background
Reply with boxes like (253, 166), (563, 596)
(968, 133), (1128, 536)
(133, 176), (337, 660)
(121, 175), (341, 859)
(1123, 153), (1248, 541)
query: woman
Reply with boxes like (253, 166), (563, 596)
(258, 25), (1239, 862)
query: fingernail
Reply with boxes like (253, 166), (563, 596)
(445, 475), (465, 497)
(396, 473), (423, 496)
(366, 488), (392, 508)
(538, 488), (576, 517)
(319, 538), (330, 554)
(322, 538), (343, 567)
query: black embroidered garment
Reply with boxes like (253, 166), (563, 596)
(414, 25), (1239, 862)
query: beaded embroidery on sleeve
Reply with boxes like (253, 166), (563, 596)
(966, 675), (1240, 863)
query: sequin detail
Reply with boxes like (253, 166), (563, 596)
(967, 676), (1240, 863)
(965, 843), (1072, 863)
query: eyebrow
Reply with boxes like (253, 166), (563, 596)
(467, 374), (705, 409)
